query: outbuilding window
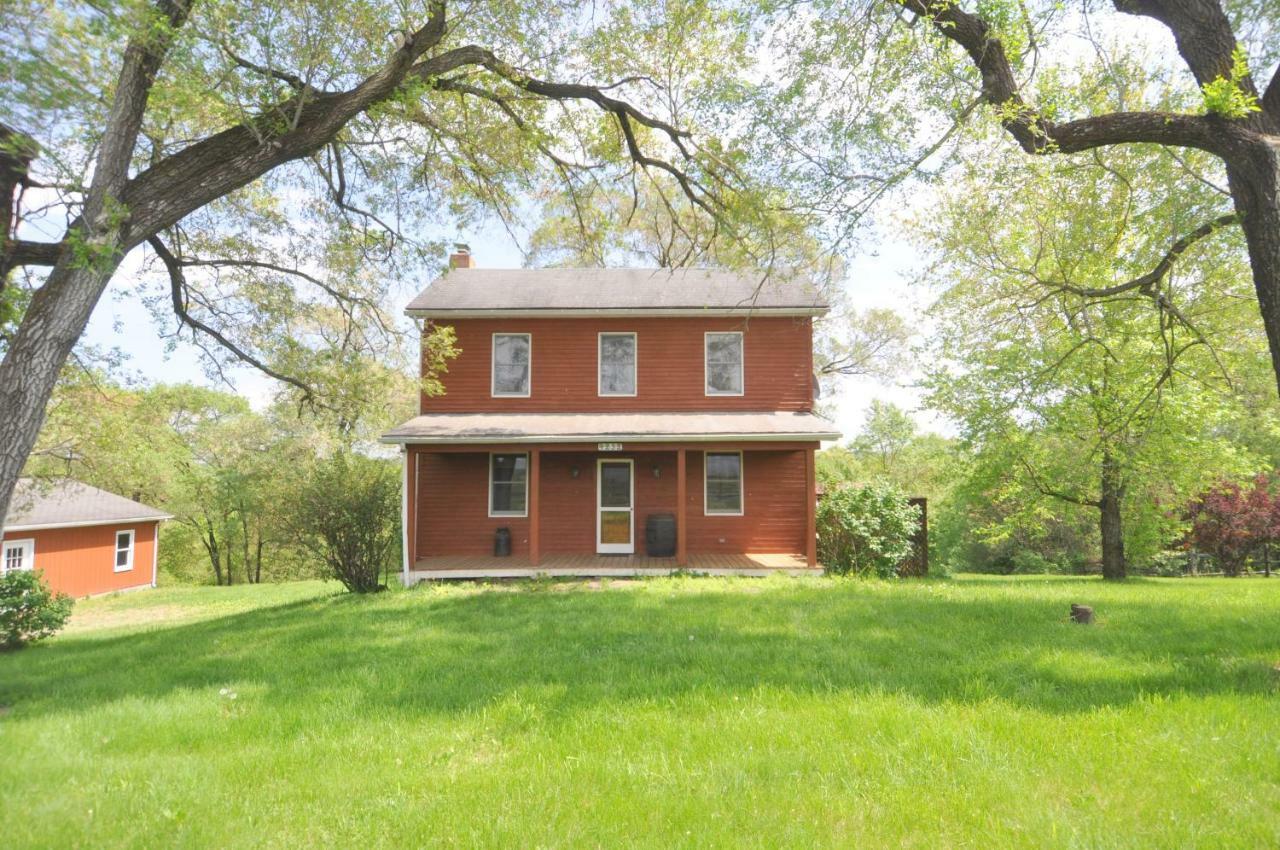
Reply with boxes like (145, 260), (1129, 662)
(114, 530), (135, 572)
(705, 332), (744, 396)
(704, 452), (744, 515)
(492, 333), (532, 397)
(489, 453), (529, 517)
(598, 332), (637, 396)
(3, 539), (34, 574)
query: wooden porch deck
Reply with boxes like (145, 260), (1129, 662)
(408, 551), (818, 581)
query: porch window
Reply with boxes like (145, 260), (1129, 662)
(704, 451), (743, 515)
(114, 529), (135, 572)
(598, 332), (637, 396)
(492, 333), (531, 397)
(489, 453), (529, 517)
(705, 332), (744, 396)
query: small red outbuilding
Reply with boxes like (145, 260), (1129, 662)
(1, 479), (171, 598)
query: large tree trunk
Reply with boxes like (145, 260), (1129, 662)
(1099, 452), (1127, 580)
(0, 257), (125, 524)
(1227, 150), (1280, 397)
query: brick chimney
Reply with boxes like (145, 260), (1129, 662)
(449, 243), (473, 269)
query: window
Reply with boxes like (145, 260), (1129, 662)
(598, 332), (637, 396)
(489, 453), (529, 517)
(114, 530), (135, 572)
(705, 332), (744, 396)
(704, 452), (743, 515)
(492, 333), (531, 397)
(3, 539), (34, 574)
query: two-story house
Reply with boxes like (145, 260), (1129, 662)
(381, 250), (840, 579)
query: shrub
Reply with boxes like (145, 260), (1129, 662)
(1, 570), (73, 651)
(817, 481), (921, 577)
(290, 451), (401, 593)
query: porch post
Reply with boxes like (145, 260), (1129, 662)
(529, 448), (541, 567)
(805, 447), (817, 568)
(676, 447), (688, 566)
(403, 446), (419, 582)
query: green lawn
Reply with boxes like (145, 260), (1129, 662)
(2, 575), (1278, 848)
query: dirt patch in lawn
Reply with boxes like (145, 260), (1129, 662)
(64, 604), (192, 634)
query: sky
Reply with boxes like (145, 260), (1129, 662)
(80, 218), (940, 446)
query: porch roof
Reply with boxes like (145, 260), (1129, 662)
(381, 411), (840, 444)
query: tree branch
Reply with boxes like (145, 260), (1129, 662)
(148, 235), (315, 399)
(1046, 212), (1240, 299)
(1265, 63), (1280, 119)
(900, 0), (1229, 157)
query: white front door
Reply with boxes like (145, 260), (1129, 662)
(2, 538), (35, 574)
(596, 459), (634, 554)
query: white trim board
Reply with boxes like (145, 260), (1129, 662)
(4, 516), (172, 533)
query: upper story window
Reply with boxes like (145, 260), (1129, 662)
(598, 332), (637, 396)
(114, 529), (135, 572)
(491, 333), (531, 397)
(705, 331), (744, 396)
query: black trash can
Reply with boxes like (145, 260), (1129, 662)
(645, 513), (677, 557)
(494, 527), (512, 557)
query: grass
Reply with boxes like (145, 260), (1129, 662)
(2, 574), (1279, 848)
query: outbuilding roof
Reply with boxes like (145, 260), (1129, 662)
(382, 411), (840, 444)
(3, 479), (172, 532)
(405, 267), (829, 317)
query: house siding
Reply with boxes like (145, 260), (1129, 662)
(421, 316), (814, 413)
(2, 521), (158, 597)
(415, 449), (807, 559)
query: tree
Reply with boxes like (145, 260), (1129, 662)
(0, 0), (770, 527)
(763, 0), (1280, 400)
(921, 143), (1264, 578)
(1185, 473), (1280, 575)
(852, 400), (917, 474)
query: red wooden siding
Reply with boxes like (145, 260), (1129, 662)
(2, 521), (158, 597)
(422, 316), (814, 413)
(414, 449), (808, 558)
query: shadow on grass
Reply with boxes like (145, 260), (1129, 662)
(2, 579), (1278, 726)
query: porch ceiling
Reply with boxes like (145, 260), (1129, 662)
(381, 411), (840, 444)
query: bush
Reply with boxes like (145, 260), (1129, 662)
(817, 482), (921, 577)
(1, 570), (73, 651)
(290, 451), (401, 593)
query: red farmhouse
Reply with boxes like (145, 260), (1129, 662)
(1, 479), (170, 597)
(382, 253), (840, 579)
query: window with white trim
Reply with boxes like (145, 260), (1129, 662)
(489, 453), (529, 517)
(114, 530), (135, 572)
(598, 332), (637, 396)
(3, 539), (34, 573)
(705, 332), (744, 395)
(492, 333), (532, 396)
(704, 452), (743, 515)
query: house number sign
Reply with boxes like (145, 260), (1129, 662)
(597, 442), (623, 452)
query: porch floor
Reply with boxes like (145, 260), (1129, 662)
(408, 551), (818, 580)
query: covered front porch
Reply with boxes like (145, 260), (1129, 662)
(408, 551), (818, 580)
(400, 440), (821, 576)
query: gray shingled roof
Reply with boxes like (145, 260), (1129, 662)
(3, 479), (171, 531)
(382, 411), (840, 443)
(406, 268), (829, 315)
